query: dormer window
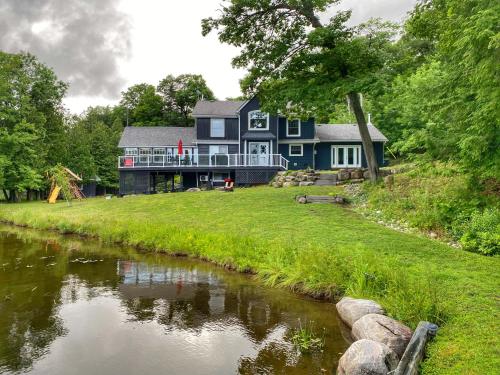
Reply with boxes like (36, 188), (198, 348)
(286, 119), (301, 137)
(210, 118), (225, 137)
(249, 111), (269, 130)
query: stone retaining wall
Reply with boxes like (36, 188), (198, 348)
(271, 169), (393, 188)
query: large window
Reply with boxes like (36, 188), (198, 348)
(210, 119), (225, 137)
(289, 144), (303, 156)
(286, 119), (301, 137)
(249, 111), (269, 130)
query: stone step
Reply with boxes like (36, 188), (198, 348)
(317, 174), (338, 180)
(314, 180), (337, 186)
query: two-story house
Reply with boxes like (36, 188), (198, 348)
(117, 97), (387, 195)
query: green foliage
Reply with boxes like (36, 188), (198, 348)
(458, 209), (500, 255)
(357, 163), (499, 255)
(290, 319), (325, 354)
(120, 84), (164, 126)
(157, 74), (215, 126)
(47, 165), (73, 204)
(0, 52), (67, 200)
(371, 0), (500, 179)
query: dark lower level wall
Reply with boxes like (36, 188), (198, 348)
(314, 142), (385, 170)
(278, 143), (314, 170)
(119, 169), (279, 195)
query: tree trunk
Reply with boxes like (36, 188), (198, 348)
(348, 92), (380, 182)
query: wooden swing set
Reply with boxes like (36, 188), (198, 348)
(48, 167), (85, 203)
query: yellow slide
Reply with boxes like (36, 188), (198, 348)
(48, 186), (61, 204)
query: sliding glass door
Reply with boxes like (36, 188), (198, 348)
(331, 145), (361, 168)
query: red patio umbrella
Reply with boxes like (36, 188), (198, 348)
(177, 139), (183, 156)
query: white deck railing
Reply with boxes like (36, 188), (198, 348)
(118, 154), (288, 170)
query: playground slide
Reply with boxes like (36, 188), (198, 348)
(48, 186), (61, 204)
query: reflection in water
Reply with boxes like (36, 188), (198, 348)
(0, 225), (348, 375)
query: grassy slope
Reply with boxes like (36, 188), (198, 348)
(0, 186), (498, 374)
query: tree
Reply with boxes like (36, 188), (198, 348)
(119, 84), (164, 126)
(203, 1), (397, 180)
(0, 52), (67, 200)
(157, 74), (215, 126)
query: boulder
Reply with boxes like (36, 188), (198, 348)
(350, 170), (364, 179)
(285, 176), (296, 182)
(336, 297), (385, 328)
(363, 170), (371, 179)
(283, 181), (299, 187)
(186, 188), (201, 192)
(352, 314), (413, 358)
(337, 339), (399, 375)
(296, 196), (307, 204)
(338, 170), (351, 181)
(299, 181), (314, 186)
(272, 182), (283, 188)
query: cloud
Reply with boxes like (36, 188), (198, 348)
(324, 0), (417, 25)
(0, 0), (131, 98)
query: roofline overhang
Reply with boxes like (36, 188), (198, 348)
(192, 114), (239, 119)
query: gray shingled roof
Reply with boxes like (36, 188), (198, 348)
(241, 131), (276, 140)
(315, 124), (388, 142)
(192, 100), (245, 117)
(118, 126), (196, 147)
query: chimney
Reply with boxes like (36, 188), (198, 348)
(367, 113), (373, 125)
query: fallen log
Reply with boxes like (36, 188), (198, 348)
(391, 321), (438, 375)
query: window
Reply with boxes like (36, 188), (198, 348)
(125, 148), (138, 156)
(249, 111), (269, 130)
(289, 144), (303, 156)
(209, 145), (229, 154)
(139, 148), (151, 163)
(153, 148), (165, 163)
(286, 119), (301, 137)
(212, 172), (230, 182)
(210, 119), (225, 137)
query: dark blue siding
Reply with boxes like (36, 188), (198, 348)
(196, 118), (238, 140)
(278, 117), (315, 140)
(239, 97), (278, 154)
(314, 142), (385, 170)
(279, 143), (314, 170)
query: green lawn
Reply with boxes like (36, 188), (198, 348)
(0, 186), (498, 374)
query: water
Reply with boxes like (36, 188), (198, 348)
(0, 225), (348, 375)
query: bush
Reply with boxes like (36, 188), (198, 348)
(356, 163), (499, 255)
(459, 209), (500, 256)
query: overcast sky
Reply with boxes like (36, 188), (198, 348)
(0, 0), (417, 114)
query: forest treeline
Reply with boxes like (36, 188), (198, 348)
(0, 0), (498, 201)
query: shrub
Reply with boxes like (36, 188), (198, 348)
(459, 209), (500, 256)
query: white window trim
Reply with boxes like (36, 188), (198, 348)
(286, 119), (301, 137)
(210, 118), (225, 138)
(125, 148), (138, 156)
(331, 145), (362, 168)
(248, 110), (269, 131)
(289, 144), (304, 157)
